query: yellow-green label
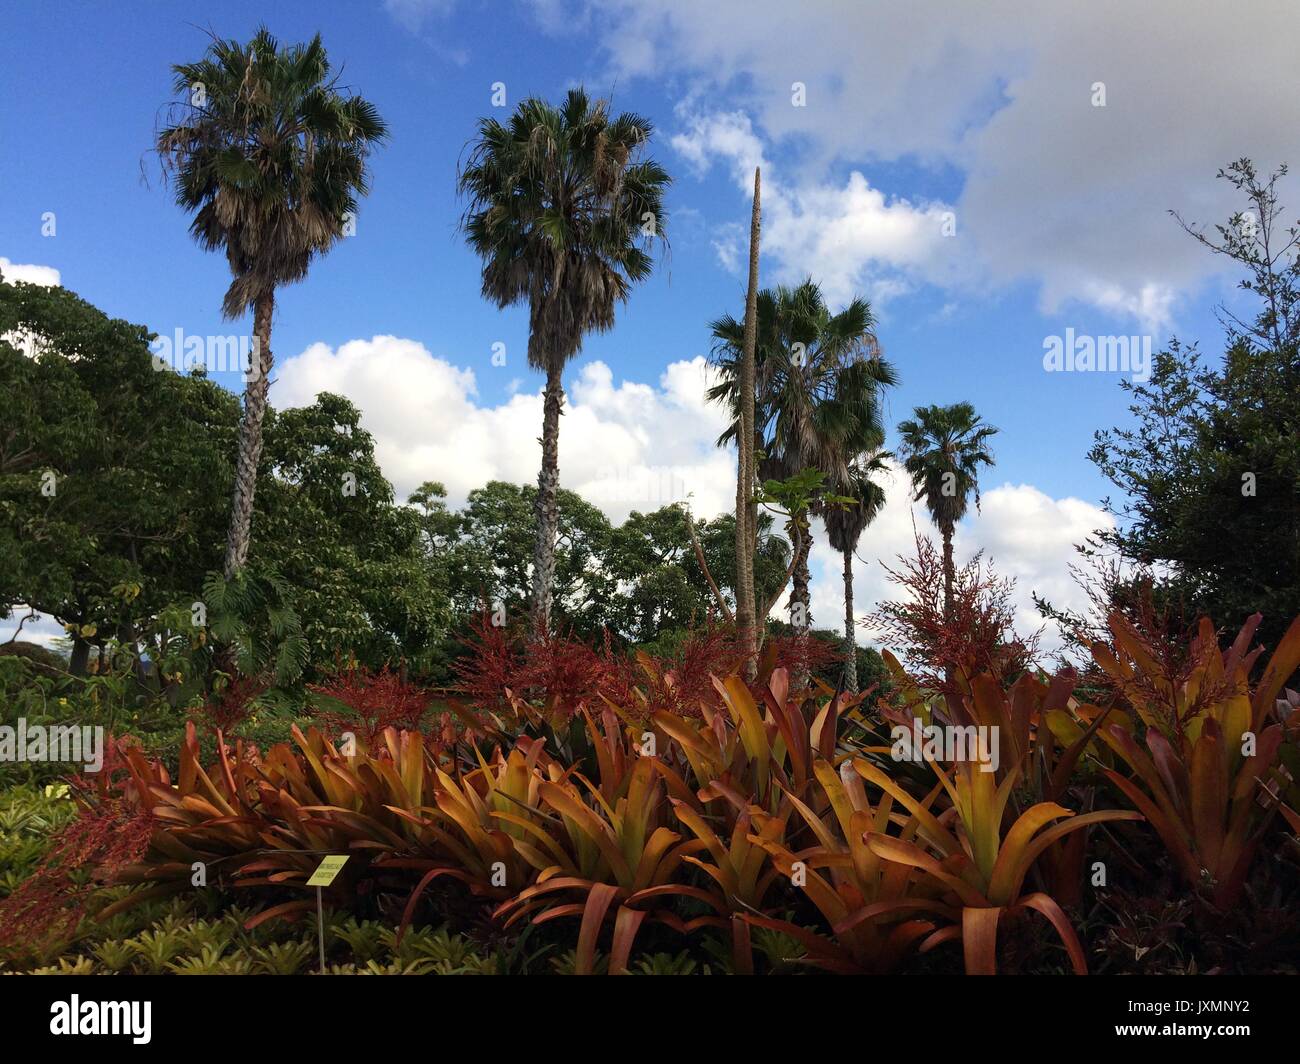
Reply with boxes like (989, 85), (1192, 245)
(306, 855), (349, 887)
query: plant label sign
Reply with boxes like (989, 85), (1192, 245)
(307, 855), (348, 887)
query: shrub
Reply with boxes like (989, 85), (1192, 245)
(0, 784), (155, 958)
(308, 664), (433, 744)
(1094, 611), (1300, 908)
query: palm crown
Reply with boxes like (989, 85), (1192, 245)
(897, 402), (998, 533)
(709, 279), (896, 487)
(824, 450), (890, 555)
(157, 27), (388, 318)
(458, 88), (670, 372)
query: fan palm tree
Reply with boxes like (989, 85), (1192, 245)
(897, 402), (998, 622)
(710, 280), (896, 641)
(157, 28), (388, 579)
(823, 451), (889, 692)
(459, 88), (670, 637)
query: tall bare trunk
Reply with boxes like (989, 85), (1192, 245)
(842, 546), (858, 693)
(941, 521), (955, 623)
(223, 289), (274, 579)
(942, 520), (955, 694)
(736, 167), (761, 678)
(790, 514), (812, 689)
(530, 361), (565, 638)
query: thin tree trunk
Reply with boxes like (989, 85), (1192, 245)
(69, 634), (90, 677)
(941, 522), (955, 623)
(736, 167), (761, 679)
(530, 361), (565, 638)
(223, 289), (275, 579)
(790, 514), (812, 689)
(790, 524), (812, 631)
(842, 546), (858, 693)
(123, 544), (149, 687)
(942, 521), (955, 694)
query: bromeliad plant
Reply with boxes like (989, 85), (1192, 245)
(667, 793), (788, 974)
(876, 651), (1121, 905)
(492, 756), (708, 975)
(860, 758), (1141, 974)
(742, 759), (945, 974)
(1093, 612), (1300, 908)
(105, 721), (444, 927)
(651, 669), (851, 823)
(389, 740), (553, 936)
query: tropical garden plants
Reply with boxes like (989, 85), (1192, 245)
(1093, 611), (1300, 908)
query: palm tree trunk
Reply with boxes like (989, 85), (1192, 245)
(791, 528), (812, 630)
(942, 520), (955, 694)
(222, 289), (275, 579)
(842, 546), (858, 693)
(736, 167), (761, 679)
(530, 361), (565, 637)
(941, 521), (955, 623)
(790, 514), (812, 688)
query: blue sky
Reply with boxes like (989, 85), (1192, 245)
(3, 0), (1293, 644)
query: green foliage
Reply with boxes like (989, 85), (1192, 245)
(410, 482), (791, 655)
(424, 480), (616, 633)
(1, 276), (454, 693)
(709, 278), (896, 485)
(202, 566), (308, 685)
(1086, 160), (1300, 651)
(0, 277), (236, 677)
(257, 397), (451, 670)
(898, 402), (998, 537)
(823, 451), (889, 557)
(251, 939), (314, 975)
(0, 784), (77, 891)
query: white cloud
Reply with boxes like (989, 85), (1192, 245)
(671, 110), (767, 180)
(0, 257), (60, 287)
(275, 336), (1107, 649)
(671, 111), (953, 306)
(0, 610), (65, 650)
(272, 335), (735, 523)
(958, 483), (1113, 643)
(565, 0), (1300, 332)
